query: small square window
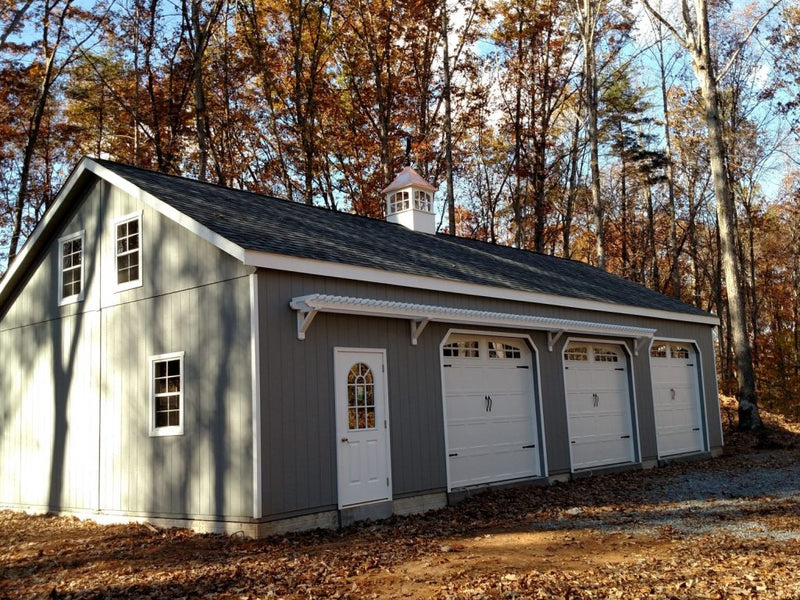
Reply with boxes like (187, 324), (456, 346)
(58, 231), (85, 305)
(443, 340), (480, 358)
(650, 344), (668, 358)
(488, 341), (522, 359)
(150, 352), (184, 436)
(114, 212), (142, 291)
(564, 346), (588, 361)
(671, 345), (690, 360)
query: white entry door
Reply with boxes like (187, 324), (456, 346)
(564, 342), (636, 470)
(334, 349), (391, 508)
(651, 341), (705, 457)
(443, 335), (541, 489)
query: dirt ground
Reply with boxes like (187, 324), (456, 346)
(2, 404), (800, 599)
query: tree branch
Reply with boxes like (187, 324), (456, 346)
(717, 0), (784, 82)
(639, 0), (688, 49)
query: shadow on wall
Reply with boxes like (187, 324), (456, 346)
(145, 215), (244, 519)
(48, 193), (107, 511)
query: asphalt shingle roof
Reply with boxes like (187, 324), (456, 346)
(96, 159), (711, 318)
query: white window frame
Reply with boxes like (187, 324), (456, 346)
(113, 210), (143, 292)
(58, 230), (86, 306)
(149, 351), (185, 437)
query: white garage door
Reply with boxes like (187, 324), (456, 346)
(564, 342), (636, 470)
(443, 335), (541, 489)
(651, 341), (705, 457)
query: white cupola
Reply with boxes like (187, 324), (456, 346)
(381, 166), (437, 234)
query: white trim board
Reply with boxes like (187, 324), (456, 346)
(291, 294), (658, 347)
(251, 250), (718, 327)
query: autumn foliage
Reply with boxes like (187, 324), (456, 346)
(2, 0), (800, 414)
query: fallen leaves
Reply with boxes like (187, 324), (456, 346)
(2, 416), (800, 599)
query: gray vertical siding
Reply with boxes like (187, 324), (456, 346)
(0, 173), (721, 527)
(257, 271), (721, 519)
(0, 177), (255, 520)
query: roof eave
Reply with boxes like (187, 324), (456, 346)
(0, 157), (247, 314)
(243, 249), (720, 326)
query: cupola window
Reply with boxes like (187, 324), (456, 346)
(414, 190), (431, 212)
(389, 191), (410, 214)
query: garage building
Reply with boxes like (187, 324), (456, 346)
(0, 158), (722, 535)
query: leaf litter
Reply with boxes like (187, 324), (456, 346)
(2, 400), (800, 599)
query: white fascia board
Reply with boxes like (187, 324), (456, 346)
(0, 156), (95, 303)
(0, 158), (246, 308)
(290, 294), (658, 340)
(247, 249), (719, 326)
(84, 160), (247, 262)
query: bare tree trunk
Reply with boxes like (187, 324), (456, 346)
(186, 0), (224, 182)
(657, 34), (680, 297)
(563, 114), (581, 259)
(575, 0), (604, 268)
(696, 64), (760, 429)
(9, 0), (73, 262)
(442, 0), (455, 235)
(641, 0), (763, 430)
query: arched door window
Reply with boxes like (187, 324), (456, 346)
(347, 363), (376, 430)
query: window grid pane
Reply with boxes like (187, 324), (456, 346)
(347, 362), (375, 431)
(564, 346), (588, 361)
(116, 216), (141, 286)
(443, 341), (480, 358)
(594, 349), (619, 362)
(488, 341), (522, 359)
(61, 237), (83, 299)
(154, 358), (181, 429)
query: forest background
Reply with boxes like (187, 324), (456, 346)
(1, 0), (800, 420)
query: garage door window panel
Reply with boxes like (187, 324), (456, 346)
(488, 341), (522, 359)
(671, 345), (690, 359)
(443, 340), (480, 358)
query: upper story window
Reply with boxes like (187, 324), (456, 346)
(59, 231), (85, 305)
(150, 351), (184, 436)
(389, 191), (410, 214)
(414, 190), (432, 212)
(114, 212), (142, 291)
(443, 340), (480, 358)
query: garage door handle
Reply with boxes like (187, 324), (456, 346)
(620, 435), (631, 439)
(692, 427), (700, 431)
(592, 393), (599, 407)
(449, 453), (458, 457)
(670, 388), (676, 401)
(485, 395), (493, 412)
(522, 444), (536, 449)
(341, 437), (349, 443)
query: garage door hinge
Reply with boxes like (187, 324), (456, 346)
(444, 364), (452, 368)
(449, 452), (458, 457)
(615, 367), (624, 371)
(687, 363), (694, 367)
(693, 427), (700, 431)
(620, 435), (631, 439)
(522, 444), (535, 449)
(516, 365), (529, 369)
